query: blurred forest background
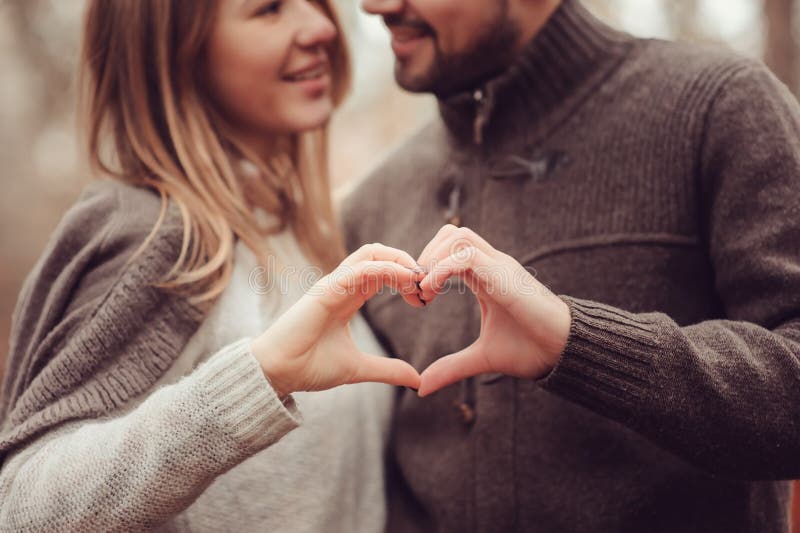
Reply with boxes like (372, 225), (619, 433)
(1, 0), (799, 525)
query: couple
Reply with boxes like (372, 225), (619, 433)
(2, 0), (800, 531)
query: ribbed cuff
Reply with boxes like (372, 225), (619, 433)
(193, 338), (301, 454)
(539, 297), (660, 417)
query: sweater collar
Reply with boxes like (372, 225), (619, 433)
(439, 0), (633, 147)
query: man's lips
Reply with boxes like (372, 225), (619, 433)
(386, 22), (433, 59)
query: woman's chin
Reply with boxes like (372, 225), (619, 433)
(285, 100), (334, 133)
(236, 100), (335, 137)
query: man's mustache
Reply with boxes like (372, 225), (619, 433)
(383, 16), (434, 35)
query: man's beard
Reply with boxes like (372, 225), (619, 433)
(394, 7), (522, 98)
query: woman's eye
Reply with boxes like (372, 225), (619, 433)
(254, 0), (282, 17)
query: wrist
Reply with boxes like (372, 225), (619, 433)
(544, 296), (572, 369)
(249, 336), (294, 398)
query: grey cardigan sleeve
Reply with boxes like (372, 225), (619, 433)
(540, 61), (800, 481)
(0, 338), (301, 531)
(0, 180), (303, 530)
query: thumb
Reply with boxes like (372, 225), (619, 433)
(418, 344), (490, 397)
(349, 353), (421, 389)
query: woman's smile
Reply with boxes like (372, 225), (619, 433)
(282, 57), (332, 96)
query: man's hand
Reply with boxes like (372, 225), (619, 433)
(415, 225), (572, 397)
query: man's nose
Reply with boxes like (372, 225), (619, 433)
(361, 0), (404, 15)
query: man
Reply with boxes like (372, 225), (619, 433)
(343, 0), (800, 531)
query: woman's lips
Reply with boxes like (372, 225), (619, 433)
(283, 60), (329, 82)
(282, 61), (331, 96)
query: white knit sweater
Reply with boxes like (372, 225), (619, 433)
(0, 231), (393, 532)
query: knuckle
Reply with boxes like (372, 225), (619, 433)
(456, 226), (473, 239)
(367, 242), (386, 257)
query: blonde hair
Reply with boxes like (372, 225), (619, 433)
(78, 0), (350, 306)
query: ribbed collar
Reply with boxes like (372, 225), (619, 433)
(439, 0), (633, 147)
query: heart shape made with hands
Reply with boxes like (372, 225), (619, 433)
(390, 224), (572, 398)
(252, 226), (570, 400)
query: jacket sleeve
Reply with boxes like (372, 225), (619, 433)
(540, 60), (800, 481)
(0, 338), (301, 531)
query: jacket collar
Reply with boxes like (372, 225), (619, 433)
(439, 0), (633, 147)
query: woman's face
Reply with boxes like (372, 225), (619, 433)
(205, 0), (338, 146)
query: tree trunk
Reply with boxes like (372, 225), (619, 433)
(766, 2), (800, 526)
(764, 0), (799, 95)
(793, 481), (799, 533)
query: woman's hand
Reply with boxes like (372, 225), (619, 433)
(415, 225), (572, 397)
(250, 244), (424, 397)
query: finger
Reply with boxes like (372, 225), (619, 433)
(417, 344), (490, 397)
(418, 226), (497, 273)
(345, 243), (422, 272)
(418, 246), (493, 303)
(454, 227), (497, 255)
(416, 224), (459, 273)
(422, 234), (474, 278)
(350, 353), (421, 389)
(329, 261), (423, 304)
(342, 245), (426, 308)
(356, 261), (424, 296)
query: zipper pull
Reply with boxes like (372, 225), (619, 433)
(454, 377), (476, 426)
(472, 88), (487, 145)
(444, 183), (462, 227)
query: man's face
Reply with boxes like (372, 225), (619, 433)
(361, 0), (523, 97)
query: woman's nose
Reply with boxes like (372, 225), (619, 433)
(361, 0), (404, 15)
(296, 4), (338, 48)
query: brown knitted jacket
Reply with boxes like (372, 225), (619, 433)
(343, 1), (800, 531)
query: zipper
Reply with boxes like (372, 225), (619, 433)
(472, 88), (489, 145)
(446, 86), (490, 424)
(444, 181), (462, 227)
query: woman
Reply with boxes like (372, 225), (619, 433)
(0, 0), (424, 530)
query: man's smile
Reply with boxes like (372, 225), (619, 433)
(386, 20), (434, 59)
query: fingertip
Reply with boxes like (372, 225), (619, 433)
(417, 277), (431, 299)
(417, 377), (442, 397)
(419, 287), (436, 304)
(417, 372), (434, 397)
(412, 365), (422, 383)
(401, 294), (425, 308)
(395, 359), (421, 389)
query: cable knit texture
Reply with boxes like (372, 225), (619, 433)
(1, 179), (203, 462)
(343, 1), (800, 531)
